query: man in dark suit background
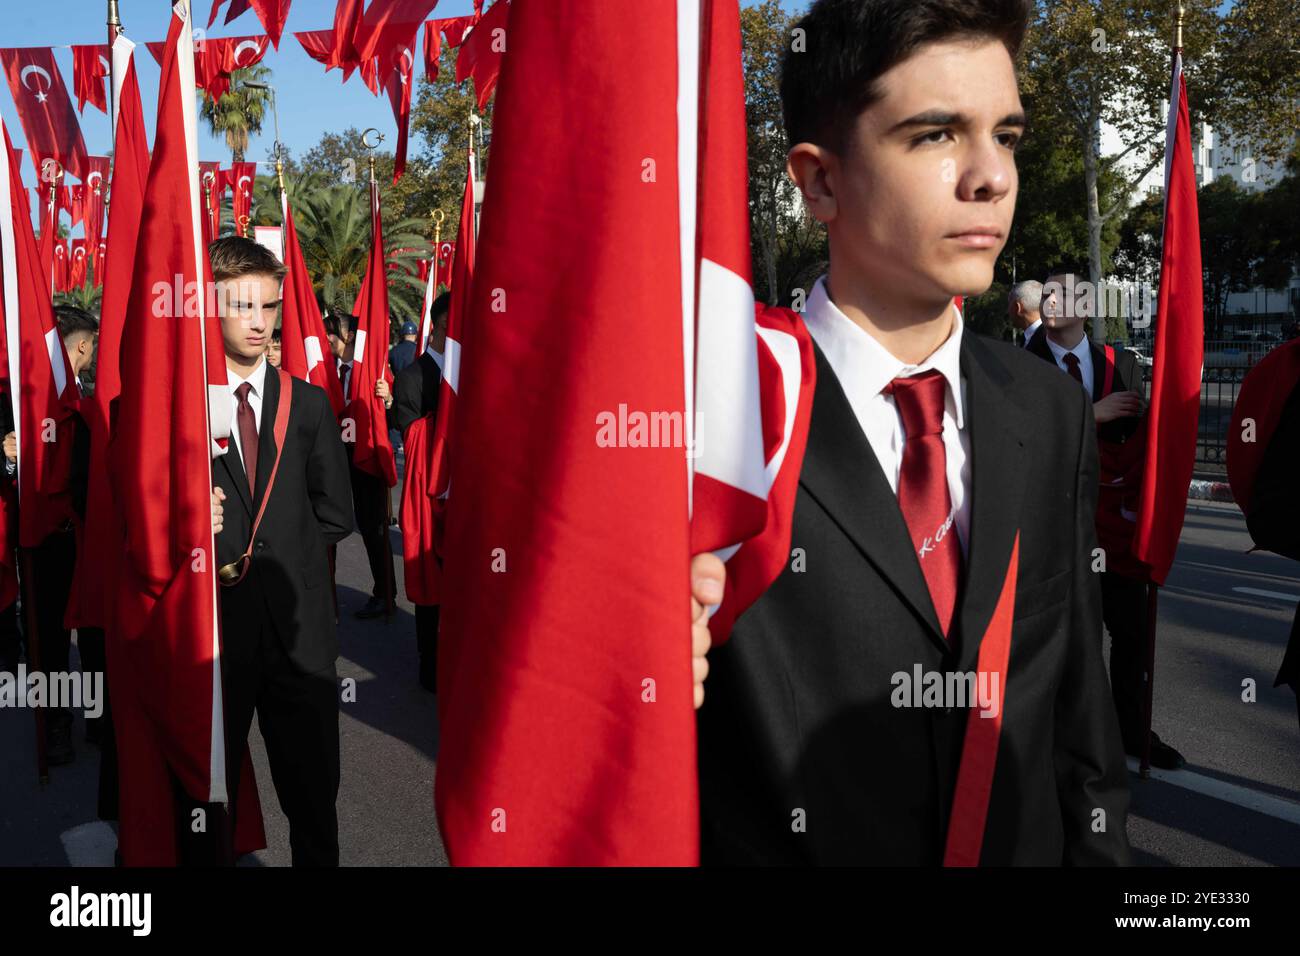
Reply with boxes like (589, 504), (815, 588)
(1008, 279), (1042, 347)
(688, 0), (1130, 865)
(1027, 266), (1185, 769)
(206, 238), (353, 865)
(393, 292), (450, 692)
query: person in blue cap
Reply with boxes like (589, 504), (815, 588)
(389, 319), (420, 377)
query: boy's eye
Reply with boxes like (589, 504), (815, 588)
(913, 128), (952, 146)
(996, 131), (1022, 150)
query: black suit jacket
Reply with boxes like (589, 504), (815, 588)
(1026, 332), (1143, 445)
(213, 369), (354, 673)
(1245, 380), (1300, 691)
(392, 350), (441, 435)
(697, 332), (1131, 865)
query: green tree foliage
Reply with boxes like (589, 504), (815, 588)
(199, 64), (273, 164)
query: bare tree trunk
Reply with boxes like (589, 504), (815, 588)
(764, 175), (778, 305)
(1083, 110), (1107, 344)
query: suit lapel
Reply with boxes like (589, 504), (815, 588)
(219, 423), (254, 516)
(954, 336), (1028, 673)
(1090, 342), (1107, 401)
(254, 366), (280, 507)
(799, 341), (948, 653)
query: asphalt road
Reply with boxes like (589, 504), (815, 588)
(1, 497), (1296, 867)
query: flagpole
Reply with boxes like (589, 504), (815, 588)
(1139, 0), (1186, 781)
(107, 0), (121, 123)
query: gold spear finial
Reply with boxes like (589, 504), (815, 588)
(432, 209), (444, 246)
(1175, 2), (1185, 51)
(107, 0), (121, 31)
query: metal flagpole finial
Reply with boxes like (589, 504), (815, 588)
(238, 213), (250, 238)
(432, 209), (444, 245)
(107, 0), (121, 30)
(1175, 2), (1185, 51)
(359, 128), (383, 185)
(275, 157), (285, 191)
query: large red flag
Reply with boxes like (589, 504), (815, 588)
(0, 121), (81, 549)
(199, 36), (271, 103)
(69, 238), (88, 289)
(107, 3), (246, 864)
(432, 0), (689, 866)
(199, 160), (222, 245)
(329, 0), (366, 80)
(455, 0), (509, 110)
(346, 177), (397, 487)
(355, 0), (442, 79)
(422, 19), (442, 79)
(1131, 50), (1204, 586)
(93, 238), (105, 288)
(71, 45), (111, 115)
(440, 14), (477, 47)
(0, 47), (90, 183)
(384, 47), (416, 183)
(52, 239), (69, 293)
(279, 188), (344, 415)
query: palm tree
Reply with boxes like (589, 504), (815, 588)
(199, 64), (273, 164)
(289, 182), (432, 319)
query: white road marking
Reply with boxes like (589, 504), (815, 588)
(1128, 758), (1300, 826)
(59, 821), (117, 867)
(1232, 586), (1300, 603)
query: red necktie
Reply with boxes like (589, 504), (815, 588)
(235, 382), (258, 497)
(1062, 352), (1084, 386)
(884, 370), (962, 637)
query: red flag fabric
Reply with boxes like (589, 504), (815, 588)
(108, 4), (257, 865)
(345, 179), (397, 487)
(83, 155), (110, 241)
(229, 161), (256, 235)
(422, 19), (442, 79)
(93, 238), (105, 288)
(1, 120), (81, 549)
(1131, 51), (1204, 586)
(384, 48), (416, 183)
(433, 0), (700, 866)
(399, 415), (440, 604)
(35, 184), (56, 295)
(294, 29), (336, 70)
(209, 0), (291, 48)
(1228, 339), (1300, 512)
(71, 45), (111, 115)
(329, 0), (366, 79)
(455, 0), (509, 110)
(52, 239), (69, 293)
(440, 14), (478, 47)
(355, 0), (442, 79)
(0, 47), (90, 182)
(279, 189), (345, 416)
(69, 238), (88, 289)
(201, 36), (272, 103)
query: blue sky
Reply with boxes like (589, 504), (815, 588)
(1, 0), (481, 181)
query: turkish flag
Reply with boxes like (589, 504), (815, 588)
(1131, 51), (1204, 586)
(229, 162), (256, 234)
(295, 29), (335, 69)
(69, 238), (88, 289)
(209, 0), (291, 48)
(455, 0), (509, 110)
(384, 48), (416, 183)
(83, 155), (110, 241)
(71, 45), (111, 115)
(279, 189), (345, 416)
(422, 19), (442, 79)
(330, 0), (366, 80)
(108, 5), (264, 866)
(1, 121), (81, 549)
(93, 239), (105, 288)
(35, 185), (56, 295)
(345, 179), (397, 487)
(355, 0), (442, 79)
(440, 14), (478, 47)
(52, 240), (69, 293)
(200, 36), (271, 102)
(0, 47), (90, 183)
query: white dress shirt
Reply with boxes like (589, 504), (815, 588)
(228, 356), (268, 462)
(801, 276), (972, 557)
(1045, 334), (1094, 396)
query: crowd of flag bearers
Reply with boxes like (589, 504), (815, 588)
(0, 0), (1295, 870)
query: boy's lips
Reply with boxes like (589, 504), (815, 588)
(946, 227), (1003, 249)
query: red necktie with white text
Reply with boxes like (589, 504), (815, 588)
(884, 370), (962, 637)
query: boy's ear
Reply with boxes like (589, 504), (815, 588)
(787, 143), (837, 225)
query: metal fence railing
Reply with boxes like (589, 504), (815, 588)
(1128, 338), (1287, 475)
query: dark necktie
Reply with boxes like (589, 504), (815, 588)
(340, 362), (351, 401)
(1062, 352), (1084, 386)
(235, 382), (258, 497)
(884, 370), (962, 637)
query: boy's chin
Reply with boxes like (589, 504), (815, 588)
(940, 260), (995, 299)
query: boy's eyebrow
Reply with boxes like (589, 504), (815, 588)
(887, 109), (1027, 134)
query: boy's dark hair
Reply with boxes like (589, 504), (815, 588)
(323, 312), (353, 340)
(430, 291), (451, 328)
(1044, 262), (1091, 282)
(209, 236), (287, 284)
(781, 0), (1030, 152)
(54, 304), (99, 340)
(270, 327), (281, 343)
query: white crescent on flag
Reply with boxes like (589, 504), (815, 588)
(20, 65), (52, 100)
(233, 38), (262, 67)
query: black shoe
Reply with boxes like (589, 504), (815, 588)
(354, 596), (387, 620)
(46, 721), (75, 766)
(1127, 731), (1186, 770)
